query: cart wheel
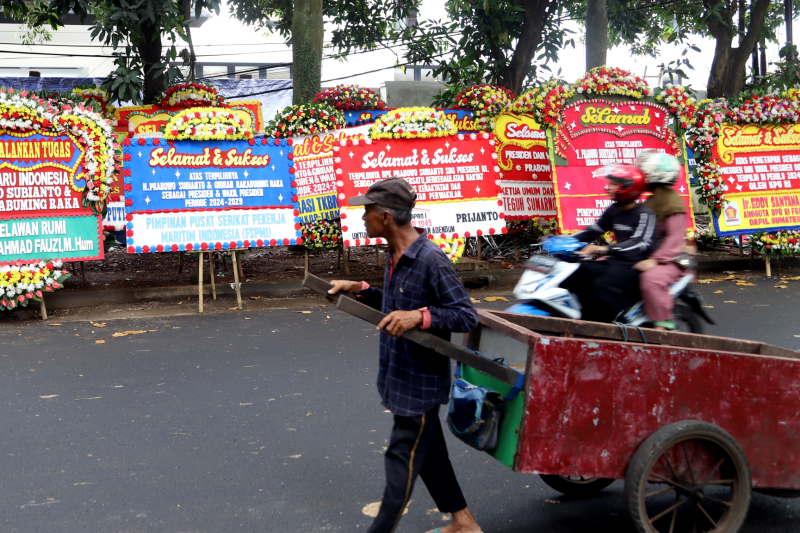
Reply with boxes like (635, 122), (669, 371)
(625, 420), (751, 533)
(539, 474), (614, 497)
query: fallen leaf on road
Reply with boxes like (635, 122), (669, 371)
(111, 330), (157, 338)
(470, 298), (481, 303)
(703, 306), (714, 308)
(326, 315), (331, 319)
(794, 335), (800, 338)
(698, 279), (718, 284)
(296, 311), (312, 314)
(170, 433), (191, 437)
(178, 301), (183, 305)
(724, 301), (737, 303)
(47, 323), (62, 326)
(39, 395), (58, 399)
(95, 340), (105, 344)
(228, 307), (238, 310)
(239, 403), (252, 406)
(723, 271), (736, 274)
(73, 482), (93, 486)
(775, 285), (788, 289)
(735, 282), (756, 286)
(75, 397), (101, 401)
(714, 290), (723, 294)
(781, 276), (800, 281)
(91, 322), (106, 328)
(484, 296), (509, 302)
(289, 454), (301, 459)
(245, 317), (252, 320)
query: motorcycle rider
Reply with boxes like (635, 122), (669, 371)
(561, 163), (656, 323)
(633, 151), (688, 331)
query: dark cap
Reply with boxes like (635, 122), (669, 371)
(348, 177), (416, 211)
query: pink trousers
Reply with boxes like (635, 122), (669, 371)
(640, 262), (685, 322)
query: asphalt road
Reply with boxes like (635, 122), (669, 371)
(1, 275), (799, 533)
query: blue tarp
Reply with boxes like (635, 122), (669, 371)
(0, 77), (292, 124)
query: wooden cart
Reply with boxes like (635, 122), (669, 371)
(465, 309), (800, 533)
(303, 274), (800, 533)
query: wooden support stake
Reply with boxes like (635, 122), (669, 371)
(344, 247), (351, 275)
(198, 252), (204, 313)
(766, 255), (772, 277)
(513, 236), (519, 262)
(739, 237), (744, 256)
(237, 252), (244, 279)
(39, 298), (47, 321)
(304, 248), (309, 276)
(179, 251), (184, 273)
(750, 236), (754, 269)
(80, 261), (86, 284)
(231, 250), (243, 309)
(208, 251), (216, 300)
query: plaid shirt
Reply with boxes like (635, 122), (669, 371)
(358, 231), (478, 416)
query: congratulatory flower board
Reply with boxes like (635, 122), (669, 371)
(123, 137), (301, 253)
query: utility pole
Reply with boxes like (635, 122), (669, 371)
(786, 0), (794, 60)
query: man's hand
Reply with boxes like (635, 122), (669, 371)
(578, 244), (608, 257)
(326, 280), (363, 303)
(377, 310), (423, 338)
(327, 280), (363, 295)
(633, 258), (658, 272)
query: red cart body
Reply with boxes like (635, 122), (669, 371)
(465, 310), (800, 491)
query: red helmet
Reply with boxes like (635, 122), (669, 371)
(598, 163), (647, 202)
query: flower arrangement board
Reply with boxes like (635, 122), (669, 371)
(122, 137), (301, 253)
(0, 214), (102, 264)
(492, 112), (557, 220)
(711, 123), (800, 237)
(342, 109), (480, 133)
(114, 101), (263, 138)
(0, 132), (105, 264)
(102, 201), (126, 231)
(552, 96), (694, 232)
(293, 124), (372, 223)
(333, 134), (505, 247)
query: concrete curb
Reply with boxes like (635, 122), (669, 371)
(44, 256), (797, 311)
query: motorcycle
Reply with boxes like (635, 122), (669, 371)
(506, 236), (715, 334)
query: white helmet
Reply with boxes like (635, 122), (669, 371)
(636, 151), (681, 186)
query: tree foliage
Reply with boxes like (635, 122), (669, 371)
(399, 0), (573, 102)
(0, 0), (219, 104)
(587, 0), (800, 97)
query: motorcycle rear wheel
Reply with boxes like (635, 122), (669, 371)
(673, 303), (703, 334)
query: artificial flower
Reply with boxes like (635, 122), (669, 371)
(314, 85), (386, 111)
(158, 82), (224, 108)
(266, 103), (344, 138)
(164, 107), (253, 141)
(369, 107), (456, 139)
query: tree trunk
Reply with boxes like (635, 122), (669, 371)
(498, 0), (552, 95)
(136, 19), (165, 104)
(291, 0), (324, 105)
(179, 0), (197, 80)
(585, 0), (608, 71)
(705, 0), (771, 98)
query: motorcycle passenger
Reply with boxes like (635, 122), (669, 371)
(562, 163), (656, 323)
(633, 152), (688, 331)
